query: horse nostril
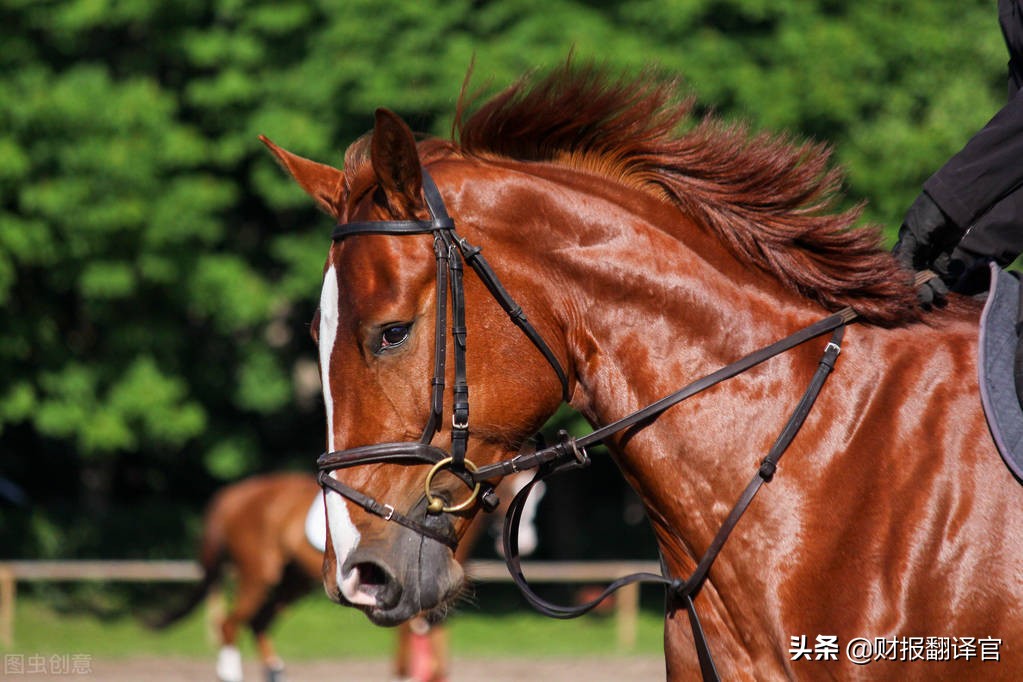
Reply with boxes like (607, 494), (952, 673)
(354, 561), (401, 609)
(355, 561), (386, 587)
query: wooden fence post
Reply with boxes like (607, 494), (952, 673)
(615, 582), (639, 650)
(0, 565), (14, 648)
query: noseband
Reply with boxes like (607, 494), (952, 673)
(315, 164), (865, 681)
(316, 168), (570, 548)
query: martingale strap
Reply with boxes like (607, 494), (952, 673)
(498, 324), (848, 682)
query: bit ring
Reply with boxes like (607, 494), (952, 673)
(424, 456), (480, 514)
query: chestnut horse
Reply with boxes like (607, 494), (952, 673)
(262, 64), (1023, 679)
(153, 472), (539, 682)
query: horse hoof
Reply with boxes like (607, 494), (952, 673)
(265, 665), (287, 682)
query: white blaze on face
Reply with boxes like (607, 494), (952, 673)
(319, 265), (363, 596)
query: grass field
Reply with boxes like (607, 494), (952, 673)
(2, 590), (666, 661)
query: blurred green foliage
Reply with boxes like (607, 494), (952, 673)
(0, 0), (1006, 558)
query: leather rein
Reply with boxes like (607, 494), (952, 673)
(315, 167), (859, 681)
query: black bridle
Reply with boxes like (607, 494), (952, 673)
(315, 166), (857, 681)
(316, 168), (571, 549)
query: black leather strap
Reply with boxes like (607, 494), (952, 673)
(455, 238), (572, 402)
(502, 469), (666, 617)
(332, 218), (453, 239)
(318, 441), (448, 470)
(448, 237), (470, 470)
(320, 167), (571, 528)
(576, 310), (853, 452)
(677, 327), (844, 593)
(473, 310), (854, 481)
(316, 441), (498, 548)
(319, 165), (853, 680)
(420, 235), (450, 444)
(498, 326), (847, 681)
(317, 470), (458, 549)
(685, 594), (720, 681)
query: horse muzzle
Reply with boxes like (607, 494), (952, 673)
(328, 500), (466, 626)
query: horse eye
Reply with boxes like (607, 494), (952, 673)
(379, 323), (411, 351)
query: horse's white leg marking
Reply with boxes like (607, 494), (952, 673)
(216, 644), (243, 682)
(319, 266), (364, 599)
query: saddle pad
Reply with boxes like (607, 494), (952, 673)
(978, 262), (1023, 482)
(304, 491), (327, 552)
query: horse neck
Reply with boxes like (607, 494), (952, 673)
(474, 163), (830, 568)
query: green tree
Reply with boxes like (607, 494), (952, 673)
(0, 0), (1006, 558)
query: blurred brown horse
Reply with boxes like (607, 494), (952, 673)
(153, 472), (538, 682)
(262, 62), (1023, 680)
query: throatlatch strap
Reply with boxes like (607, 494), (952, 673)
(456, 240), (572, 402)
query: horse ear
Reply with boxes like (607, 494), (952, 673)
(371, 108), (423, 215)
(259, 135), (345, 218)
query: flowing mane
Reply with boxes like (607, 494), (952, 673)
(449, 63), (922, 326)
(337, 63), (930, 324)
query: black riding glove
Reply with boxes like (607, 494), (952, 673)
(893, 192), (963, 305)
(894, 192), (964, 270)
(933, 245), (989, 296)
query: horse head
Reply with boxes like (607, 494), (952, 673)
(262, 109), (567, 625)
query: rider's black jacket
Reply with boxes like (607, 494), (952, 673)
(922, 0), (1023, 265)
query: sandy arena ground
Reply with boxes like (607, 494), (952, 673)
(22, 655), (665, 681)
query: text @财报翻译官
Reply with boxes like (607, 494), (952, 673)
(788, 635), (1002, 665)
